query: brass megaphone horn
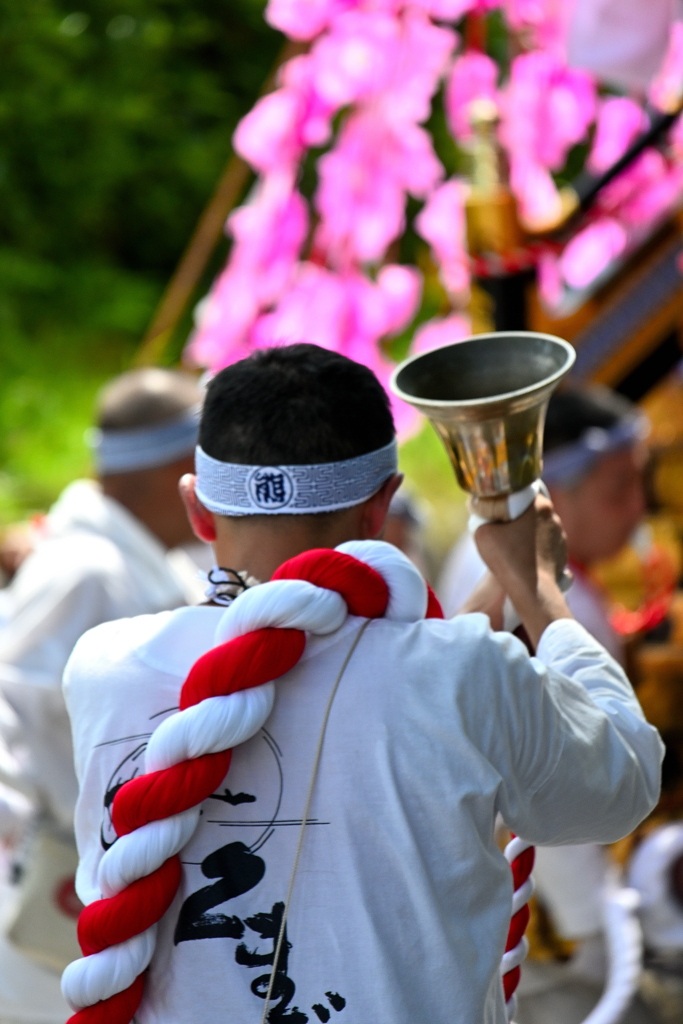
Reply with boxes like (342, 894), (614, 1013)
(390, 331), (576, 522)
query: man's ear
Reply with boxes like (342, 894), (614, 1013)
(359, 473), (403, 540)
(179, 474), (217, 543)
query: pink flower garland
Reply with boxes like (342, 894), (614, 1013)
(187, 2), (462, 437)
(187, 2), (683, 437)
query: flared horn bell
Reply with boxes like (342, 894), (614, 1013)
(390, 331), (575, 518)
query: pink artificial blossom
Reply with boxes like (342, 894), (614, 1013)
(186, 175), (308, 368)
(315, 119), (407, 265)
(445, 51), (499, 142)
(597, 149), (683, 228)
(311, 10), (400, 108)
(251, 263), (351, 352)
(233, 90), (306, 175)
(234, 55), (337, 175)
(415, 179), (470, 295)
(186, 267), (259, 370)
(587, 97), (647, 176)
(536, 249), (563, 309)
(501, 51), (595, 226)
(499, 51), (596, 171)
(382, 8), (457, 125)
(315, 111), (442, 264)
(280, 55), (336, 147)
(617, 161), (683, 228)
(504, 0), (573, 58)
(250, 261), (423, 439)
(412, 0), (478, 17)
(252, 261), (421, 354)
(504, 0), (548, 28)
(228, 175), (308, 304)
(394, 120), (445, 197)
(596, 150), (664, 213)
(264, 0), (357, 42)
(310, 7), (455, 124)
(343, 325), (422, 439)
(352, 264), (424, 339)
(377, 263), (424, 332)
(560, 218), (627, 290)
(193, 1), (455, 386)
(649, 20), (683, 113)
(411, 313), (471, 355)
(509, 155), (562, 229)
(310, 8), (451, 265)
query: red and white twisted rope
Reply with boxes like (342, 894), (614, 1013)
(61, 540), (532, 1023)
(503, 836), (535, 1021)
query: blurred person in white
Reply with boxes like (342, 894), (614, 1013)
(0, 368), (207, 1024)
(439, 385), (651, 1023)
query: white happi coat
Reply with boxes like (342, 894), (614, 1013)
(64, 567), (661, 1024)
(0, 479), (201, 832)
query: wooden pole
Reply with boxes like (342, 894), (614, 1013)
(133, 38), (306, 367)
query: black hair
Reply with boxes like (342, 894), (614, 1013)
(199, 344), (395, 464)
(544, 385), (636, 452)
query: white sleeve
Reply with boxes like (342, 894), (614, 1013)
(473, 619), (663, 846)
(0, 568), (114, 691)
(0, 564), (116, 826)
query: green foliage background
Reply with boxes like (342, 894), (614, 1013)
(0, 0), (464, 551)
(0, 0), (279, 520)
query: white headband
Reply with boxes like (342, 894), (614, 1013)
(195, 438), (398, 516)
(543, 415), (649, 487)
(88, 407), (200, 475)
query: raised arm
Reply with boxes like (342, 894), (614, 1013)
(473, 495), (572, 649)
(468, 496), (663, 845)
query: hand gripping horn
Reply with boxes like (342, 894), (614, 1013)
(391, 331), (576, 621)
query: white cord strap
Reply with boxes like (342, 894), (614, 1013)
(259, 618), (372, 1024)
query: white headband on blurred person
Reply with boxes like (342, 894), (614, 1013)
(195, 438), (398, 516)
(543, 414), (649, 488)
(87, 406), (200, 475)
